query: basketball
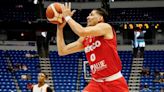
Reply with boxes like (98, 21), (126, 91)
(46, 2), (63, 24)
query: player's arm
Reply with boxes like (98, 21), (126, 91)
(57, 27), (84, 56)
(62, 2), (112, 38)
(135, 31), (140, 38)
(67, 20), (111, 37)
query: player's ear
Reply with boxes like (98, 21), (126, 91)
(45, 75), (48, 79)
(98, 16), (104, 23)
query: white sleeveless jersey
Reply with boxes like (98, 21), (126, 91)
(33, 84), (49, 92)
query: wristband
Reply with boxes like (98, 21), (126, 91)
(65, 16), (71, 22)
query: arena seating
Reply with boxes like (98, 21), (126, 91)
(72, 8), (164, 22)
(0, 50), (163, 91)
(49, 50), (133, 91)
(140, 50), (164, 91)
(119, 51), (133, 82)
(0, 0), (38, 22)
(0, 0), (164, 23)
(110, 8), (164, 21)
(49, 51), (80, 92)
(0, 50), (17, 92)
(5, 50), (40, 92)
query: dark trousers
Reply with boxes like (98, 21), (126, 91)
(133, 47), (144, 58)
(140, 47), (144, 58)
(36, 36), (49, 58)
(133, 48), (138, 58)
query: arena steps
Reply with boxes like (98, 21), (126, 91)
(39, 58), (55, 91)
(76, 59), (83, 91)
(128, 58), (144, 91)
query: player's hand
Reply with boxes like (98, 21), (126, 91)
(62, 2), (76, 17)
(57, 21), (66, 30)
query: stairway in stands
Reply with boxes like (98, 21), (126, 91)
(128, 58), (144, 91)
(39, 58), (54, 91)
(75, 59), (83, 91)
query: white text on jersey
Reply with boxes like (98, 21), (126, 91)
(85, 40), (101, 53)
(90, 60), (107, 74)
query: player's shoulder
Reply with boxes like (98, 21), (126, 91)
(33, 84), (37, 87)
(96, 23), (112, 29)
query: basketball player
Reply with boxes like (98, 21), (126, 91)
(56, 2), (129, 92)
(32, 72), (52, 92)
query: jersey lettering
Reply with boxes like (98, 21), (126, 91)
(85, 40), (101, 53)
(90, 60), (107, 74)
(90, 53), (96, 62)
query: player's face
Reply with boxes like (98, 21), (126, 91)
(87, 10), (103, 26)
(38, 73), (46, 83)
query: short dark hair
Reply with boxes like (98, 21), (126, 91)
(39, 72), (48, 79)
(94, 8), (109, 22)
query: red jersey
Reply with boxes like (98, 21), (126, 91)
(82, 28), (122, 79)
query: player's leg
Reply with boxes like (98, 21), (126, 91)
(140, 47), (144, 58)
(83, 80), (102, 92)
(104, 77), (129, 92)
(133, 47), (138, 58)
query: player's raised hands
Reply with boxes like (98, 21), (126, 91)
(62, 2), (76, 17)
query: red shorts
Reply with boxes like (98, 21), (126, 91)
(83, 77), (129, 92)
